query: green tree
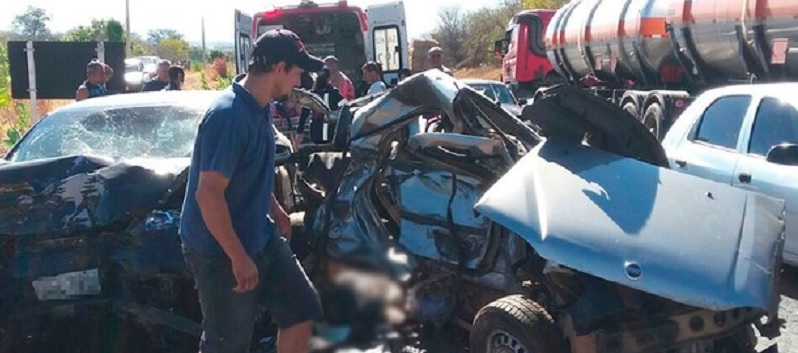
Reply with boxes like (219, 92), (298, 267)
(0, 43), (10, 109)
(189, 46), (205, 62)
(521, 0), (568, 9)
(157, 37), (190, 61)
(104, 20), (124, 42)
(61, 26), (94, 42)
(129, 33), (151, 56)
(430, 7), (468, 68)
(462, 0), (523, 66)
(11, 6), (52, 40)
(431, 0), (523, 68)
(1, 43), (31, 149)
(62, 19), (125, 42)
(147, 29), (183, 44)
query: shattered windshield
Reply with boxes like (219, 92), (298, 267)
(9, 105), (205, 162)
(467, 83), (516, 105)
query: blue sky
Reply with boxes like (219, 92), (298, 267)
(2, 0), (498, 44)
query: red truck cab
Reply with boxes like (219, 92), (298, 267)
(495, 10), (556, 95)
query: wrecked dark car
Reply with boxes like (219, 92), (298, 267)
(0, 91), (302, 353)
(291, 71), (786, 353)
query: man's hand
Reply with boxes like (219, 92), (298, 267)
(273, 208), (292, 239)
(270, 194), (292, 239)
(231, 254), (259, 293)
(76, 87), (89, 101)
(197, 171), (258, 293)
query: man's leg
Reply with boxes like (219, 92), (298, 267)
(277, 321), (313, 353)
(257, 237), (324, 353)
(183, 245), (260, 353)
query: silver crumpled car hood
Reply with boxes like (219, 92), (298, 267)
(475, 138), (785, 314)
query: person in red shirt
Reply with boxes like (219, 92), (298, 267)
(323, 56), (355, 101)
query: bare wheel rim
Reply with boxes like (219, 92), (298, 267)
(487, 329), (529, 353)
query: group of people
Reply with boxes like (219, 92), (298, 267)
(271, 45), (453, 149)
(75, 44), (453, 107)
(141, 59), (186, 92)
(75, 58), (186, 102)
(359, 46), (453, 94)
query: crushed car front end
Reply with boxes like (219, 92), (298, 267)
(0, 155), (199, 352)
(301, 72), (784, 353)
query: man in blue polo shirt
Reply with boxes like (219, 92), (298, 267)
(179, 29), (324, 353)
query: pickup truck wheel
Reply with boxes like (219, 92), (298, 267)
(470, 295), (566, 353)
(642, 103), (664, 141)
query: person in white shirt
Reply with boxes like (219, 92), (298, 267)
(361, 61), (386, 95)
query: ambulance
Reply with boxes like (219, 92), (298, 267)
(235, 0), (409, 86)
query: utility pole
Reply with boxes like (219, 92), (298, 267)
(125, 0), (131, 57)
(202, 17), (207, 64)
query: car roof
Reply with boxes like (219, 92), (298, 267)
(52, 90), (225, 115)
(702, 83), (798, 97)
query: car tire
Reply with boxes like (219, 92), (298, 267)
(470, 295), (566, 353)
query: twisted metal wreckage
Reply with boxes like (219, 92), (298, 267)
(0, 71), (787, 353)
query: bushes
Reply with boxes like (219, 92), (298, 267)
(0, 42), (31, 151)
(429, 0), (568, 69)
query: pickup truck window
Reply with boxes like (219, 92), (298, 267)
(749, 97), (798, 157)
(693, 95), (751, 150)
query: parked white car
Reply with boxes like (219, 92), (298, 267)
(662, 83), (798, 266)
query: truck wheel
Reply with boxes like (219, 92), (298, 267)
(470, 295), (566, 353)
(642, 103), (664, 141)
(622, 101), (639, 120)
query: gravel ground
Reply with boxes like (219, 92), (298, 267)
(415, 268), (798, 353)
(756, 267), (798, 352)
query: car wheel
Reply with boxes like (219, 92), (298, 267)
(470, 295), (566, 353)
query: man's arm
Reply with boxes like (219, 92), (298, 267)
(76, 87), (89, 101)
(196, 172), (248, 262)
(193, 110), (259, 292)
(270, 193), (292, 238)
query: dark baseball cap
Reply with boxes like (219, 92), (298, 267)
(249, 29), (324, 72)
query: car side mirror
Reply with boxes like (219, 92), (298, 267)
(518, 98), (528, 105)
(766, 143), (798, 166)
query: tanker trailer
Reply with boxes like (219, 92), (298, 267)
(498, 0), (798, 140)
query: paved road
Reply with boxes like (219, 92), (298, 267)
(757, 267), (798, 352)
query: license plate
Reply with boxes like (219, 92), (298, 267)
(32, 268), (102, 301)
